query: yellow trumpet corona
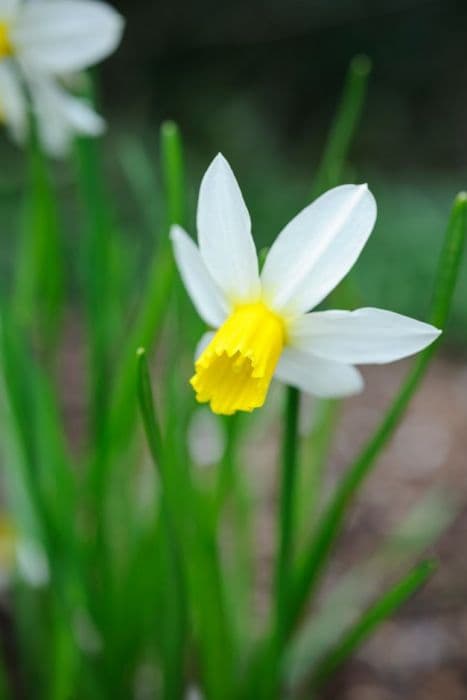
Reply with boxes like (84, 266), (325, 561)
(0, 23), (12, 58)
(191, 302), (285, 415)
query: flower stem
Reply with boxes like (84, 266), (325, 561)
(275, 386), (300, 641)
(311, 54), (371, 199)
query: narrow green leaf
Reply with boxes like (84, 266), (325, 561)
(310, 560), (436, 688)
(312, 55), (372, 199)
(274, 387), (300, 642)
(108, 121), (185, 452)
(118, 135), (161, 233)
(136, 347), (164, 465)
(14, 112), (64, 350)
(290, 192), (467, 633)
(160, 378), (238, 699)
(75, 126), (114, 445)
(0, 309), (52, 545)
(285, 490), (454, 690)
(161, 120), (185, 229)
(0, 310), (87, 680)
(136, 347), (187, 700)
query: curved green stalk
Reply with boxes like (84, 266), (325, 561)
(311, 55), (372, 199)
(309, 560), (436, 688)
(275, 387), (300, 641)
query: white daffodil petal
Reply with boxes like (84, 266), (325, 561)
(0, 0), (19, 22)
(197, 153), (260, 303)
(13, 0), (124, 74)
(29, 76), (104, 156)
(275, 347), (364, 398)
(290, 307), (442, 364)
(0, 61), (27, 143)
(170, 225), (229, 328)
(56, 89), (105, 136)
(195, 332), (215, 361)
(261, 184), (377, 315)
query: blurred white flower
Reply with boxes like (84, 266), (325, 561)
(29, 74), (105, 155)
(16, 537), (49, 587)
(188, 407), (225, 467)
(171, 154), (441, 415)
(0, 514), (16, 591)
(185, 687), (204, 700)
(73, 607), (103, 655)
(0, 515), (49, 590)
(0, 0), (124, 155)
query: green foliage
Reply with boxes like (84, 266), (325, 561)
(0, 58), (464, 700)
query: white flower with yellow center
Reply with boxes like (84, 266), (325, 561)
(171, 154), (441, 416)
(0, 0), (123, 155)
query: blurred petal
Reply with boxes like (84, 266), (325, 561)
(0, 0), (19, 22)
(197, 153), (260, 303)
(13, 0), (124, 74)
(30, 77), (104, 156)
(290, 308), (441, 364)
(195, 332), (215, 361)
(275, 348), (363, 398)
(261, 184), (377, 314)
(171, 225), (229, 328)
(188, 408), (225, 467)
(0, 60), (27, 143)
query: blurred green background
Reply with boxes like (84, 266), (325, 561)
(0, 3), (465, 699)
(1, 0), (467, 343)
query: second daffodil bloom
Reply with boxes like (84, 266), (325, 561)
(171, 154), (441, 416)
(0, 0), (124, 155)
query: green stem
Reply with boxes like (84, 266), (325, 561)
(275, 387), (300, 640)
(311, 55), (372, 199)
(216, 414), (241, 509)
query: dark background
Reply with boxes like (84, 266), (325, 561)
(106, 0), (467, 172)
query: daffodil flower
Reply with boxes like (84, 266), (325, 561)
(171, 154), (441, 416)
(0, 0), (123, 155)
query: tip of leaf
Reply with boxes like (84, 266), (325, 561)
(351, 54), (372, 76)
(161, 120), (179, 138)
(455, 191), (467, 205)
(420, 558), (438, 576)
(136, 347), (146, 358)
